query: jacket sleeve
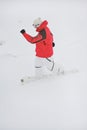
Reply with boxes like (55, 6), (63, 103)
(22, 32), (43, 44)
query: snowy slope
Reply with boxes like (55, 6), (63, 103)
(0, 0), (87, 130)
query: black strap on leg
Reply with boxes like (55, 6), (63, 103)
(46, 58), (54, 71)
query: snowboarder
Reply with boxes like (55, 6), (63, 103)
(20, 17), (62, 78)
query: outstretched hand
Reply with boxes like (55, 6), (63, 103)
(20, 29), (25, 34)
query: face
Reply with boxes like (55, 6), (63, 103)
(32, 24), (40, 28)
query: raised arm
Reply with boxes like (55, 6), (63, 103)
(20, 29), (46, 44)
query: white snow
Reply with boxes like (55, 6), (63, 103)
(0, 0), (87, 130)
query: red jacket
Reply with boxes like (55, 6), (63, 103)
(22, 20), (54, 58)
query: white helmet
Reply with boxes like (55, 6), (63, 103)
(33, 17), (42, 28)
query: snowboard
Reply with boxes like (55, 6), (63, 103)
(20, 69), (79, 85)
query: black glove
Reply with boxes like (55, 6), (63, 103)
(20, 29), (25, 34)
(52, 42), (55, 47)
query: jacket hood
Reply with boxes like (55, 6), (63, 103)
(36, 20), (48, 32)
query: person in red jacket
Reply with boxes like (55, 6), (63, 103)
(20, 17), (60, 77)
